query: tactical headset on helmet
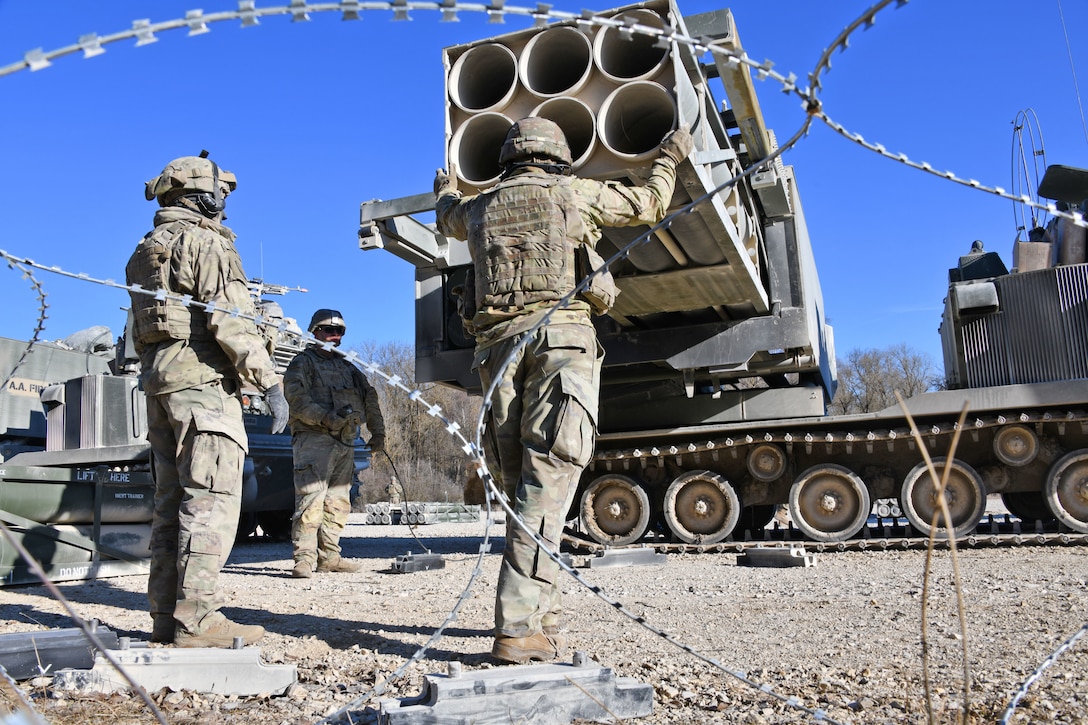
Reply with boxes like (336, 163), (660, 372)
(144, 151), (237, 215)
(308, 309), (347, 333)
(498, 117), (573, 167)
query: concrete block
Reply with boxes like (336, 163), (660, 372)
(736, 546), (816, 568)
(52, 645), (296, 696)
(586, 548), (667, 569)
(0, 626), (118, 680)
(378, 654), (652, 724)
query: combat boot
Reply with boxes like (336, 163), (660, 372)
(492, 632), (563, 664)
(292, 561), (313, 579)
(150, 616), (175, 644)
(174, 617), (265, 648)
(316, 556), (360, 573)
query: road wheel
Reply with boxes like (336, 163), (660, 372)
(901, 458), (986, 538)
(579, 475), (650, 546)
(662, 470), (740, 544)
(789, 464), (871, 542)
(1044, 450), (1088, 533)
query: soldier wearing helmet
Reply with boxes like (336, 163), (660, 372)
(126, 153), (290, 648)
(282, 309), (385, 578)
(434, 116), (692, 664)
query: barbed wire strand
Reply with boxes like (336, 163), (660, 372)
(3, 1), (1087, 230)
(1000, 620), (1088, 724)
(0, 521), (168, 725)
(0, 663), (48, 725)
(0, 255), (50, 393)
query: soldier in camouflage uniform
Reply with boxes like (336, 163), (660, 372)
(126, 154), (290, 648)
(283, 310), (385, 578)
(434, 117), (692, 663)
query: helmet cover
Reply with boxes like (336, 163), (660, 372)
(145, 156), (237, 203)
(308, 308), (347, 333)
(498, 117), (572, 167)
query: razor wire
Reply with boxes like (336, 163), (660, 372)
(4, 1), (1087, 233)
(0, 248), (507, 721)
(1000, 620), (1088, 725)
(0, 122), (850, 725)
(1, 1), (1084, 722)
(0, 520), (169, 725)
(0, 255), (50, 394)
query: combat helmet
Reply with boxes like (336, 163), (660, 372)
(498, 117), (572, 167)
(144, 153), (237, 212)
(308, 309), (347, 333)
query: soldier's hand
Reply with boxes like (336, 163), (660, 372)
(265, 383), (290, 435)
(369, 436), (385, 454)
(434, 167), (457, 197)
(322, 410), (348, 431)
(659, 125), (693, 165)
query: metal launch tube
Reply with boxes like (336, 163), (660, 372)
(530, 96), (597, 169)
(593, 9), (670, 83)
(448, 42), (519, 113)
(520, 26), (594, 98)
(450, 111), (514, 187)
(597, 80), (676, 161)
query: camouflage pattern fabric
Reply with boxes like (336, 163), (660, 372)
(436, 157), (678, 347)
(283, 348), (384, 445)
(126, 206), (280, 398)
(145, 382), (247, 634)
(289, 431), (355, 567)
(435, 146), (682, 640)
(283, 348), (384, 565)
(127, 204), (279, 638)
(476, 323), (602, 637)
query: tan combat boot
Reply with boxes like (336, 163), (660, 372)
(316, 556), (360, 573)
(491, 632), (564, 664)
(292, 561), (313, 579)
(174, 617), (265, 648)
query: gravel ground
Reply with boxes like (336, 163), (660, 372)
(0, 509), (1085, 724)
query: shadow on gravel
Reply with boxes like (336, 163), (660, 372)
(229, 606), (493, 661)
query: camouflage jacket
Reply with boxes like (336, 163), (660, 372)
(283, 347), (384, 444)
(125, 207), (280, 396)
(435, 157), (679, 345)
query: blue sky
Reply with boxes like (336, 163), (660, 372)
(1, 0), (1085, 372)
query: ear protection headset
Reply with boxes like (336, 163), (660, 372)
(193, 149), (225, 216)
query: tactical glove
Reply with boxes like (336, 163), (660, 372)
(434, 167), (457, 197)
(265, 383), (290, 435)
(322, 410), (348, 432)
(368, 435), (385, 454)
(659, 125), (694, 165)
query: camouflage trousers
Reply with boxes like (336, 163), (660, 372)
(291, 431), (354, 567)
(145, 380), (247, 636)
(475, 322), (602, 638)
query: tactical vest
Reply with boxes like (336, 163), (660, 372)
(126, 221), (215, 347)
(469, 175), (581, 311)
(297, 350), (367, 434)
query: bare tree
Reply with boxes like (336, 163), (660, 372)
(828, 343), (940, 415)
(349, 340), (481, 505)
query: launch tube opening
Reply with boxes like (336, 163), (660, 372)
(594, 9), (670, 83)
(448, 43), (519, 112)
(598, 81), (676, 160)
(520, 26), (594, 98)
(450, 111), (514, 187)
(531, 97), (597, 169)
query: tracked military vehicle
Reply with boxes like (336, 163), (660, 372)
(0, 286), (368, 585)
(360, 0), (1088, 549)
